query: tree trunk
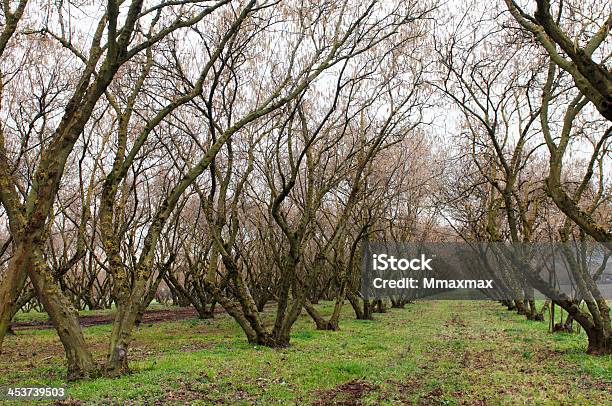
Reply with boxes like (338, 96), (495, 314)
(135, 263), (174, 326)
(554, 315), (574, 333)
(270, 296), (303, 348)
(374, 299), (387, 313)
(391, 302), (404, 309)
(29, 250), (98, 380)
(328, 297), (345, 330)
(526, 299), (540, 321)
(514, 299), (528, 316)
(0, 246), (30, 352)
(105, 295), (141, 377)
(348, 293), (373, 320)
(202, 278), (259, 343)
(534, 300), (549, 321)
(256, 297), (268, 312)
(502, 300), (516, 311)
(304, 300), (339, 331)
(585, 327), (612, 355)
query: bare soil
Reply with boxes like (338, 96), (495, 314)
(313, 380), (379, 406)
(11, 307), (208, 330)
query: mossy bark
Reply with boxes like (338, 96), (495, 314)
(30, 249), (98, 380)
(0, 247), (29, 352)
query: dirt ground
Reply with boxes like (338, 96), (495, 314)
(10, 307), (205, 330)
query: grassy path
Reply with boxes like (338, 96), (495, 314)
(1, 301), (611, 404)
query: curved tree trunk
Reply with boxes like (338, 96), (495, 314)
(29, 249), (99, 380)
(0, 245), (29, 352)
(348, 293), (373, 321)
(585, 330), (612, 355)
(304, 300), (340, 331)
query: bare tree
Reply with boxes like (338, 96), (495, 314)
(504, 0), (611, 121)
(0, 0), (237, 379)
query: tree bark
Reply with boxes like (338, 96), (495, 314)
(0, 248), (29, 352)
(303, 300), (339, 331)
(29, 249), (99, 380)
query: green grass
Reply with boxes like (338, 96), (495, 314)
(1, 301), (610, 405)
